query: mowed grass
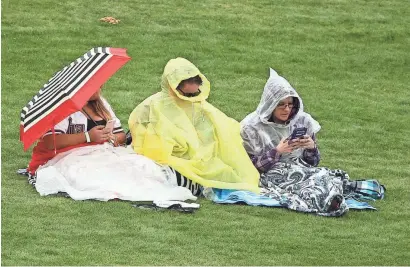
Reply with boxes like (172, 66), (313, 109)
(2, 0), (410, 265)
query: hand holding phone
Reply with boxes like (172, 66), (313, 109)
(104, 119), (115, 134)
(288, 127), (307, 144)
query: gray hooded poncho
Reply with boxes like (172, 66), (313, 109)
(240, 68), (320, 163)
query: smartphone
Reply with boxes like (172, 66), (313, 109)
(104, 119), (115, 133)
(288, 127), (307, 143)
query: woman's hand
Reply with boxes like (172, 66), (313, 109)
(88, 125), (110, 142)
(107, 132), (126, 147)
(276, 137), (298, 154)
(108, 133), (118, 146)
(293, 135), (316, 149)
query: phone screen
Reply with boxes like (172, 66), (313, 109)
(288, 127), (307, 142)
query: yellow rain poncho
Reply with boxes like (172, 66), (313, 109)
(128, 58), (260, 193)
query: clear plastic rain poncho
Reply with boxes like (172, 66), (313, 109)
(241, 68), (321, 162)
(128, 58), (260, 193)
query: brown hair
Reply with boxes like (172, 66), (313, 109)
(88, 97), (112, 121)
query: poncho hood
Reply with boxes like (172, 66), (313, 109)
(161, 57), (210, 102)
(241, 68), (320, 159)
(256, 68), (302, 127)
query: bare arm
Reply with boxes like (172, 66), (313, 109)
(42, 133), (87, 150)
(42, 125), (109, 150)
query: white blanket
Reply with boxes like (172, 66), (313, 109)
(36, 144), (196, 202)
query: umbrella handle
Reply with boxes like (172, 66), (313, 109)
(51, 126), (57, 155)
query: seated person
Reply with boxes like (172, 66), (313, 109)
(128, 57), (260, 194)
(27, 87), (126, 178)
(240, 69), (384, 216)
(240, 68), (321, 172)
(23, 88), (195, 202)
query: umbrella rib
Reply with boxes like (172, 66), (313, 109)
(24, 54), (109, 122)
(23, 54), (111, 129)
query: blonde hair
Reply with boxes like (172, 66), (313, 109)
(88, 97), (112, 121)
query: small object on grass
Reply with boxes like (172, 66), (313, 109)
(132, 201), (200, 213)
(100, 17), (120, 24)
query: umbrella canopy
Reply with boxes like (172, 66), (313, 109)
(20, 47), (131, 150)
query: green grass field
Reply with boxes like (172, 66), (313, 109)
(2, 0), (410, 265)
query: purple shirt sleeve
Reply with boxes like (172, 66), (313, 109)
(250, 148), (281, 173)
(250, 134), (320, 171)
(302, 134), (320, 167)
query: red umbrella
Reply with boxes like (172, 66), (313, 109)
(20, 47), (131, 150)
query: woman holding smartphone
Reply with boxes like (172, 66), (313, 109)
(241, 68), (321, 173)
(27, 88), (126, 176)
(239, 69), (380, 216)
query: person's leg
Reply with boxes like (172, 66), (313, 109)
(17, 168), (37, 187)
(167, 167), (202, 196)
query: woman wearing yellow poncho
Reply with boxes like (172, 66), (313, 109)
(128, 58), (260, 193)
